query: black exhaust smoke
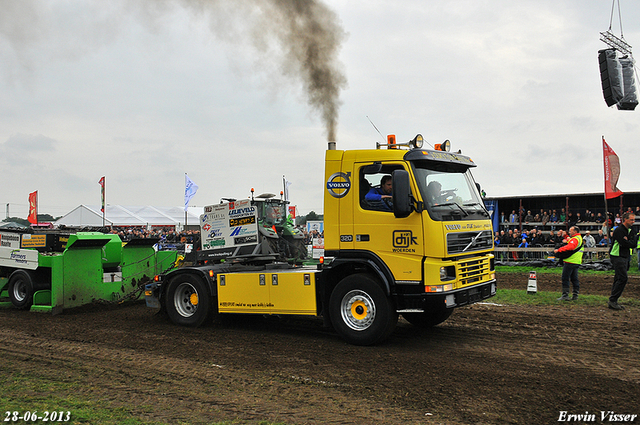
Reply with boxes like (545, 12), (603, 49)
(2, 0), (348, 142)
(265, 0), (346, 142)
(176, 0), (348, 143)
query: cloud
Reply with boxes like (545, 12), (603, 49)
(1, 0), (639, 219)
(0, 133), (57, 164)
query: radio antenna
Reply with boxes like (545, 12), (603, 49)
(366, 116), (385, 142)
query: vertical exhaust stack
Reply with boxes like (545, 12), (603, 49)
(328, 140), (336, 150)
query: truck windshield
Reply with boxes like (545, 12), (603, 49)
(411, 161), (489, 221)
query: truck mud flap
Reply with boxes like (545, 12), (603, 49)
(144, 282), (161, 309)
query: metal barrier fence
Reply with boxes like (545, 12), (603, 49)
(494, 247), (610, 262)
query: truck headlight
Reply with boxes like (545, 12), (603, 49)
(440, 265), (456, 281)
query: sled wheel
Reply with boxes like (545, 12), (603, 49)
(8, 270), (35, 310)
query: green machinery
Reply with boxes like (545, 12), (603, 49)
(0, 231), (177, 314)
(252, 192), (307, 261)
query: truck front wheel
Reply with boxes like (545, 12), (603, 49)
(8, 270), (35, 310)
(329, 274), (397, 345)
(165, 275), (212, 327)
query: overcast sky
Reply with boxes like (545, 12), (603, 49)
(2, 0), (639, 220)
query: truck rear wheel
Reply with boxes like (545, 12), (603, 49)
(8, 270), (35, 310)
(329, 274), (397, 345)
(403, 306), (453, 328)
(165, 275), (212, 327)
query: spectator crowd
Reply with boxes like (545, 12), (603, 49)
(108, 227), (201, 244)
(501, 206), (640, 231)
(494, 228), (609, 249)
(106, 225), (323, 247)
(495, 206), (640, 262)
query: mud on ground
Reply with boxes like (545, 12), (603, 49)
(1, 272), (639, 424)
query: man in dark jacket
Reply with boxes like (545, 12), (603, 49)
(608, 212), (637, 310)
(364, 175), (393, 211)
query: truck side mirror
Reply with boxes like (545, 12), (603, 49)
(392, 170), (412, 218)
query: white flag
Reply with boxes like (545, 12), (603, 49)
(184, 174), (199, 211)
(283, 176), (292, 201)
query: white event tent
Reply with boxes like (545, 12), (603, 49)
(54, 205), (203, 229)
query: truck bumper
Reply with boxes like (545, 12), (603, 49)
(395, 279), (496, 312)
(443, 279), (496, 308)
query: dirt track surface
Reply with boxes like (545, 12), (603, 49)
(1, 272), (639, 425)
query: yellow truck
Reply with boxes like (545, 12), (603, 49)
(145, 135), (496, 345)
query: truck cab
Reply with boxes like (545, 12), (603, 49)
(321, 135), (495, 342)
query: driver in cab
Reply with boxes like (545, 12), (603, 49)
(264, 206), (278, 225)
(426, 180), (444, 205)
(365, 175), (393, 211)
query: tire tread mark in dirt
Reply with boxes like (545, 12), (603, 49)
(0, 328), (437, 425)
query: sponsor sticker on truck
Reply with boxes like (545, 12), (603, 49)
(200, 199), (259, 252)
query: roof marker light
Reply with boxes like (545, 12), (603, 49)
(434, 139), (451, 152)
(410, 134), (424, 149)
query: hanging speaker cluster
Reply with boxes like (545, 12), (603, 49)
(598, 47), (638, 110)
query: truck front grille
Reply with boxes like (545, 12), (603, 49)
(458, 256), (492, 286)
(447, 230), (493, 255)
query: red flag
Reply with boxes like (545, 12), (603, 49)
(28, 191), (38, 224)
(98, 176), (105, 212)
(288, 205), (296, 219)
(602, 137), (623, 199)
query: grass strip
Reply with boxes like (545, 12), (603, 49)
(491, 288), (640, 308)
(496, 264), (640, 276)
(0, 372), (285, 425)
(0, 372), (160, 425)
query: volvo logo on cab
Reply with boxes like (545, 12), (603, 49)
(326, 172), (351, 198)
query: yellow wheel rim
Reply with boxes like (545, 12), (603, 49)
(190, 292), (199, 306)
(350, 300), (368, 320)
(341, 289), (377, 331)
